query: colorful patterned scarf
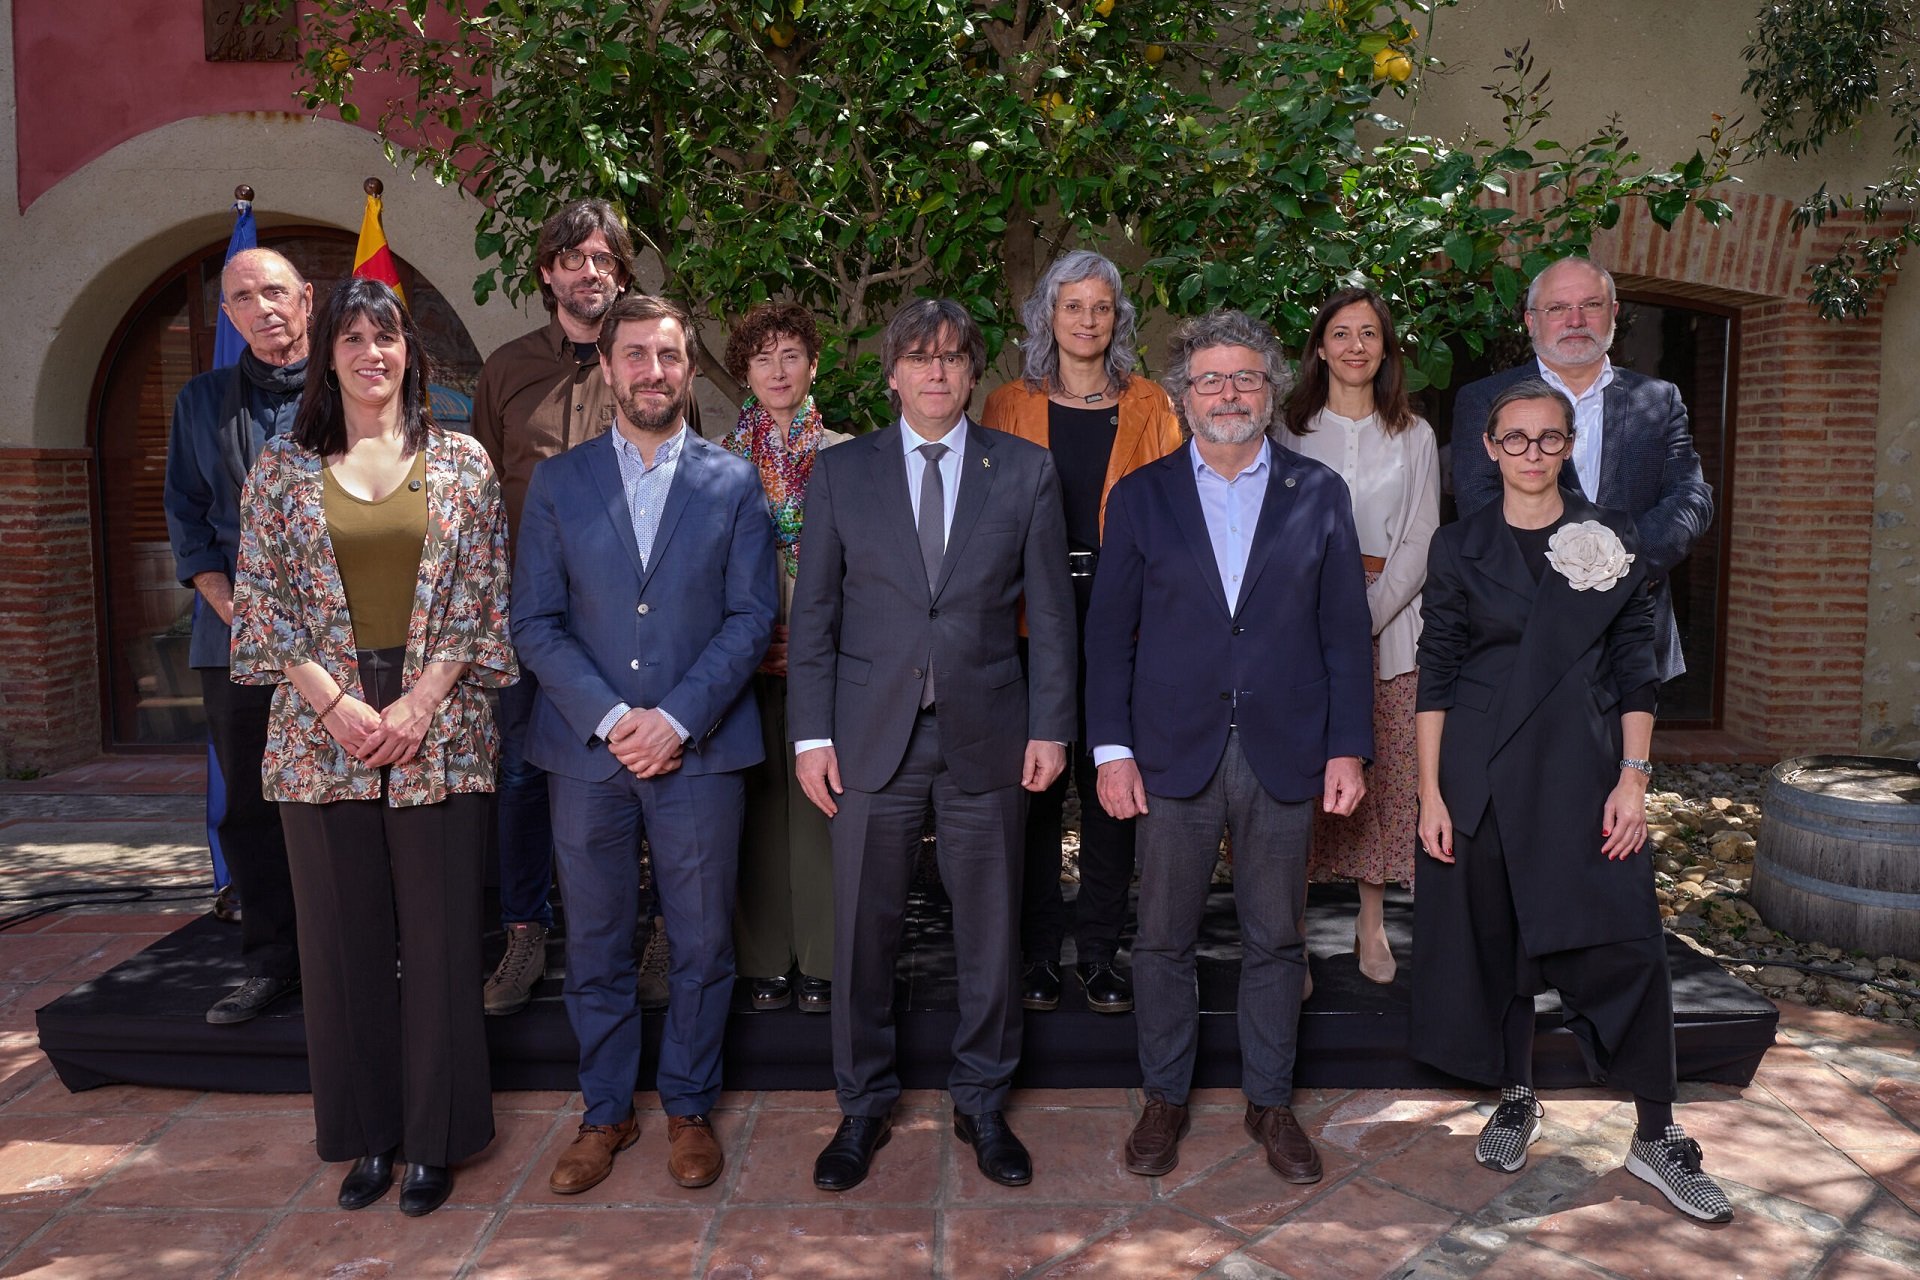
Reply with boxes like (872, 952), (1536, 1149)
(722, 394), (826, 579)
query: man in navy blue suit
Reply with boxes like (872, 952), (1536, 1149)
(1084, 309), (1374, 1185)
(513, 294), (777, 1196)
(1451, 258), (1713, 682)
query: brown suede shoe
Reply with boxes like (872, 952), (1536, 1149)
(1124, 1098), (1191, 1177)
(548, 1115), (640, 1195)
(1244, 1103), (1322, 1184)
(666, 1114), (724, 1188)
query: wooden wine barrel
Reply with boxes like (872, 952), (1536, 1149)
(1752, 755), (1920, 959)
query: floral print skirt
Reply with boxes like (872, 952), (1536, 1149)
(1309, 584), (1419, 887)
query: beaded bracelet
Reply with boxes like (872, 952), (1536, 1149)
(317, 687), (349, 721)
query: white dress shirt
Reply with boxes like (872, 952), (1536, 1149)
(596, 424), (691, 744)
(1536, 357), (1614, 504)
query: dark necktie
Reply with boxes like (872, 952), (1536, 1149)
(916, 442), (949, 707)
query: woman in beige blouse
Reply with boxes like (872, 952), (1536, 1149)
(1280, 287), (1440, 987)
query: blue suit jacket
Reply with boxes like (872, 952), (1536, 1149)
(1084, 441), (1375, 804)
(511, 428), (778, 782)
(1452, 363), (1713, 681)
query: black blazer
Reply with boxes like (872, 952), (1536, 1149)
(1416, 494), (1660, 954)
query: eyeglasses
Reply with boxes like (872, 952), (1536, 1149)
(1527, 300), (1609, 322)
(1490, 429), (1573, 456)
(1056, 300), (1115, 319)
(897, 352), (971, 372)
(1190, 369), (1270, 395)
(556, 250), (621, 273)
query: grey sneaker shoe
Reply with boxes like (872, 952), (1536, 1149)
(1475, 1086), (1543, 1173)
(206, 974), (298, 1025)
(1626, 1124), (1735, 1223)
(638, 916), (670, 1010)
(483, 921), (548, 1016)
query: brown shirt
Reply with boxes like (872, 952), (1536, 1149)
(472, 315), (620, 540)
(321, 449), (429, 653)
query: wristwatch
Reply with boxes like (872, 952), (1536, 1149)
(1619, 757), (1653, 776)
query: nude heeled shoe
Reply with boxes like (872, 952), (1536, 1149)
(1355, 928), (1397, 985)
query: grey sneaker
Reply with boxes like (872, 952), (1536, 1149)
(483, 921), (548, 1016)
(1475, 1086), (1543, 1173)
(638, 916), (670, 1010)
(206, 974), (298, 1025)
(1626, 1124), (1735, 1223)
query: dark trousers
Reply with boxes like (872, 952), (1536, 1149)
(495, 669), (555, 928)
(198, 669), (299, 979)
(733, 673), (834, 981)
(830, 709), (1025, 1117)
(1020, 744), (1136, 962)
(1133, 729), (1311, 1108)
(549, 768), (743, 1124)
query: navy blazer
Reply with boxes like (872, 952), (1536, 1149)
(1084, 441), (1374, 804)
(1451, 363), (1713, 681)
(511, 428), (778, 782)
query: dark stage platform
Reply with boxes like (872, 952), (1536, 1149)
(36, 885), (1778, 1095)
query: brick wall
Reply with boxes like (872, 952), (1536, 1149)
(0, 450), (100, 773)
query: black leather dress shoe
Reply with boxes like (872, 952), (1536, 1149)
(337, 1148), (396, 1210)
(398, 1162), (453, 1217)
(1078, 961), (1133, 1014)
(954, 1110), (1032, 1186)
(797, 976), (831, 1014)
(750, 975), (793, 1010)
(205, 975), (300, 1026)
(813, 1115), (892, 1192)
(1020, 960), (1061, 1012)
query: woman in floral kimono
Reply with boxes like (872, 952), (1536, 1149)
(232, 278), (515, 1218)
(1411, 378), (1732, 1224)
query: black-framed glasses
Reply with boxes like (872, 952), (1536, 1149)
(1526, 300), (1609, 322)
(557, 250), (621, 273)
(1490, 429), (1573, 456)
(1190, 369), (1269, 395)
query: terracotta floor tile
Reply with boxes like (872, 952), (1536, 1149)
(1242, 1176), (1458, 1280)
(41, 912), (194, 935)
(1779, 1004), (1920, 1052)
(1859, 1190), (1920, 1246)
(731, 1107), (941, 1205)
(514, 1109), (740, 1206)
(0, 1115), (167, 1206)
(1164, 1142), (1351, 1234)
(1816, 1249), (1920, 1280)
(704, 1206), (935, 1279)
(292, 1110), (560, 1208)
(0, 1206), (58, 1256)
(0, 937), (96, 985)
(0, 1208), (269, 1279)
(941, 1206), (1132, 1279)
(186, 1091), (315, 1116)
(1535, 1093), (1632, 1135)
(1006, 1088), (1131, 1110)
(1763, 1070), (1920, 1153)
(1851, 1150), (1920, 1216)
(1476, 1240), (1629, 1279)
(230, 1208), (492, 1279)
(1154, 1111), (1263, 1194)
(469, 1206), (712, 1279)
(87, 1114), (318, 1209)
(1306, 1090), (1477, 1163)
(1186, 1087), (1260, 1111)
(1675, 1094), (1881, 1218)
(1528, 1166), (1825, 1276)
(494, 1090), (576, 1113)
(947, 1107), (1149, 1205)
(1368, 1113), (1520, 1214)
(0, 987), (37, 1037)
(46, 936), (158, 984)
(760, 1089), (847, 1110)
(1875, 1080), (1920, 1132)
(1028, 1204), (1242, 1279)
(2, 1076), (198, 1116)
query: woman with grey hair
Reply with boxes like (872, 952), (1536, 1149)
(981, 250), (1184, 1017)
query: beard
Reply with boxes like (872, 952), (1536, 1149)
(1190, 399), (1270, 446)
(614, 376), (690, 434)
(559, 280), (618, 326)
(1532, 322), (1612, 370)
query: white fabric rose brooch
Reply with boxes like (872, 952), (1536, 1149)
(1545, 520), (1634, 591)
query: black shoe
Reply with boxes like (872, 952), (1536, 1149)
(813, 1115), (892, 1192)
(1078, 960), (1133, 1014)
(954, 1110), (1032, 1186)
(751, 975), (793, 1010)
(798, 976), (832, 1014)
(337, 1148), (396, 1210)
(1020, 959), (1061, 1012)
(205, 975), (299, 1026)
(398, 1163), (452, 1217)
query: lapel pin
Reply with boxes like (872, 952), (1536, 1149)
(408, 480), (423, 491)
(982, 456), (991, 468)
(1284, 476), (1296, 488)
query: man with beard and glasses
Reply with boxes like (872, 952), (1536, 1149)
(1451, 257), (1712, 683)
(512, 293), (776, 1195)
(1083, 309), (1374, 1185)
(163, 247), (311, 1026)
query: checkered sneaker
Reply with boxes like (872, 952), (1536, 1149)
(1625, 1124), (1734, 1223)
(1474, 1087), (1543, 1173)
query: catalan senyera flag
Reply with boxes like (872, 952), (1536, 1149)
(352, 187), (405, 303)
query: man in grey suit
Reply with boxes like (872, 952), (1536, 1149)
(787, 298), (1076, 1192)
(1451, 258), (1713, 681)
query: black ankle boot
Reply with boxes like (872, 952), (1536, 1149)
(337, 1148), (396, 1210)
(398, 1162), (453, 1217)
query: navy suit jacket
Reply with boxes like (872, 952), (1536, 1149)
(1452, 363), (1713, 681)
(512, 428), (778, 782)
(1084, 441), (1374, 804)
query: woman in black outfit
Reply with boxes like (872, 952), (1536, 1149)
(1411, 379), (1732, 1224)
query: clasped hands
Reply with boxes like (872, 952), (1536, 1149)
(607, 707), (686, 779)
(323, 691), (433, 768)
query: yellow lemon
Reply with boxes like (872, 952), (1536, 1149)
(1373, 47), (1412, 82)
(1041, 90), (1067, 113)
(1093, 0), (1115, 14)
(323, 46), (352, 74)
(1144, 43), (1166, 65)
(769, 18), (797, 46)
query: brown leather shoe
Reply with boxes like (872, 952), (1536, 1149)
(548, 1115), (640, 1195)
(666, 1114), (724, 1188)
(1124, 1098), (1191, 1176)
(1244, 1103), (1322, 1184)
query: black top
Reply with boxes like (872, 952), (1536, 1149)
(571, 340), (600, 365)
(1508, 517), (1657, 715)
(1048, 401), (1119, 552)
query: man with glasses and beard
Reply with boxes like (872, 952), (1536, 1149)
(1451, 257), (1713, 684)
(511, 294), (776, 1195)
(1083, 309), (1374, 1186)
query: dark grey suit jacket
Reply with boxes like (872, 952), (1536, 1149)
(786, 420), (1076, 795)
(1452, 363), (1713, 682)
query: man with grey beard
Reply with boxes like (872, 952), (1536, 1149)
(1083, 309), (1374, 1186)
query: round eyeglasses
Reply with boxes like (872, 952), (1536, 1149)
(556, 250), (620, 273)
(1490, 429), (1573, 456)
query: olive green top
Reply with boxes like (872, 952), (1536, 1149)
(322, 449), (428, 652)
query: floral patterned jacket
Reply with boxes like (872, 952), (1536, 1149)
(231, 429), (517, 806)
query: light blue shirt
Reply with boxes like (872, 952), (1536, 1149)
(596, 423), (690, 745)
(1536, 357), (1613, 503)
